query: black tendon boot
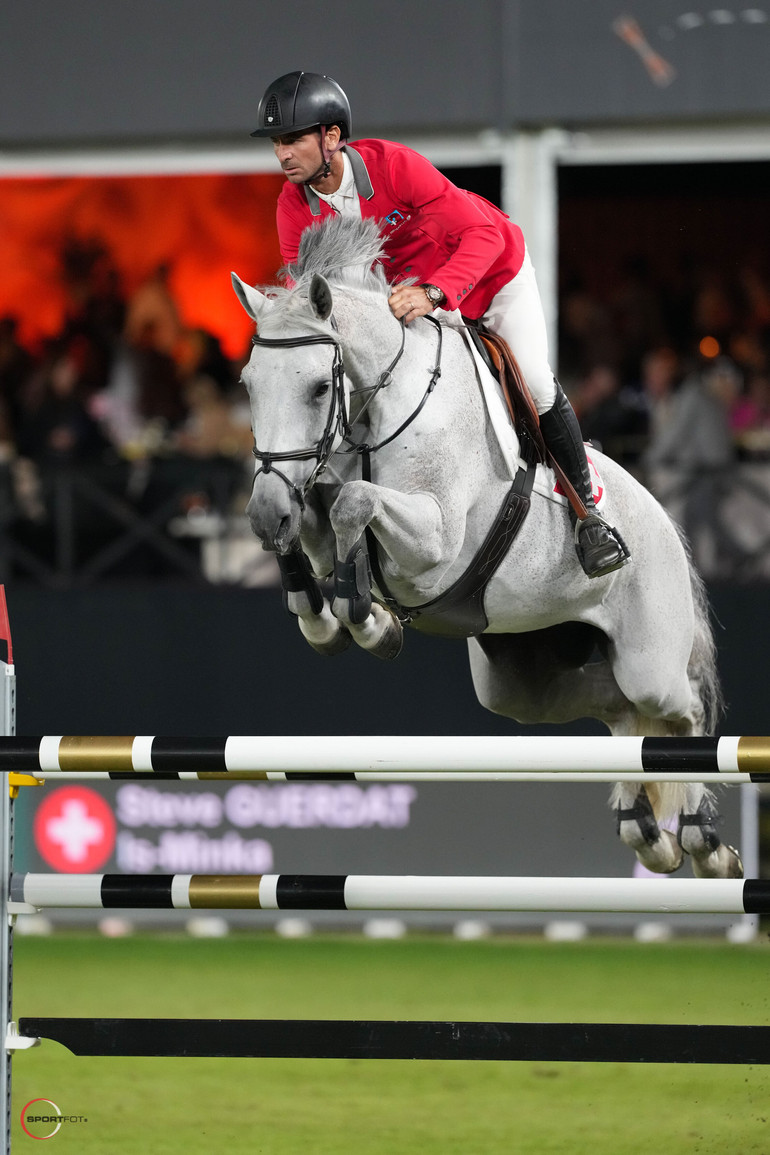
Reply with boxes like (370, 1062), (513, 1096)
(539, 383), (631, 579)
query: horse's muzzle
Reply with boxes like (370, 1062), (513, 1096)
(246, 480), (303, 554)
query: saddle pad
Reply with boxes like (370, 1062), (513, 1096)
(461, 329), (607, 511)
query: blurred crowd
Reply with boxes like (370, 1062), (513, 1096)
(0, 237), (254, 477)
(558, 255), (770, 579)
(559, 255), (770, 470)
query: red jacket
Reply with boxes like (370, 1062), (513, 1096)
(275, 138), (526, 319)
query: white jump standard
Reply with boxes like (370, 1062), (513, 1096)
(10, 873), (770, 914)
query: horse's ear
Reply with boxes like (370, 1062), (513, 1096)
(231, 272), (273, 326)
(309, 274), (333, 321)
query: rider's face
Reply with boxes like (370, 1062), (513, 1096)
(272, 130), (324, 183)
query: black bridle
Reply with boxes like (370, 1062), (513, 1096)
(248, 315), (443, 506)
(249, 332), (348, 509)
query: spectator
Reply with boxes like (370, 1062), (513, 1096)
(16, 344), (112, 465)
(645, 356), (740, 472)
(636, 346), (682, 458)
(173, 376), (253, 459)
(124, 263), (183, 358)
(129, 320), (187, 432)
(645, 355), (741, 574)
(730, 369), (770, 457)
(608, 255), (668, 380)
(572, 363), (648, 466)
(0, 315), (33, 435)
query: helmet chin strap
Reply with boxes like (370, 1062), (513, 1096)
(303, 126), (346, 185)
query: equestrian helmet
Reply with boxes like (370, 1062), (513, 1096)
(251, 71), (351, 138)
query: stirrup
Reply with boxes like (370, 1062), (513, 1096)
(575, 512), (631, 579)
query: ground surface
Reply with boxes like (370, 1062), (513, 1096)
(9, 933), (770, 1153)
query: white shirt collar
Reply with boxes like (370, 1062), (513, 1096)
(312, 152), (360, 216)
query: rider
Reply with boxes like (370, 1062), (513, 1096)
(251, 70), (630, 579)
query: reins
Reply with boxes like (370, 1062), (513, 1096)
(345, 314), (443, 458)
(249, 313), (444, 506)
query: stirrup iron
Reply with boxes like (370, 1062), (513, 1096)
(574, 512), (631, 579)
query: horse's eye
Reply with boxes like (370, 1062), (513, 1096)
(314, 382), (331, 400)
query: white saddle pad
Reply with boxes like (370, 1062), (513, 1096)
(462, 329), (607, 511)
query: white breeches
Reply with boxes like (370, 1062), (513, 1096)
(481, 248), (557, 414)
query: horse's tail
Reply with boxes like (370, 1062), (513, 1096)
(681, 523), (724, 738)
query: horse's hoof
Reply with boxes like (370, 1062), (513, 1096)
(308, 628), (352, 657)
(369, 613), (403, 661)
(353, 603), (404, 661)
(692, 843), (744, 879)
(299, 607), (352, 657)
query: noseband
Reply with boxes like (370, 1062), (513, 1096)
(249, 332), (348, 509)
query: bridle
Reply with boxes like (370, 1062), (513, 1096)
(249, 332), (348, 509)
(249, 315), (443, 507)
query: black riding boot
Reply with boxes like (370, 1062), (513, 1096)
(539, 383), (631, 579)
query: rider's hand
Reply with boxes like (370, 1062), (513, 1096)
(388, 285), (433, 324)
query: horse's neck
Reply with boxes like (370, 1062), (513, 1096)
(333, 291), (403, 394)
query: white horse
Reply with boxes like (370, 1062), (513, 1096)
(232, 215), (742, 880)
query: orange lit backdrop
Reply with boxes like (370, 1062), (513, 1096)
(0, 171), (285, 359)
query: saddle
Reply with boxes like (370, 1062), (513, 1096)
(466, 324), (589, 522)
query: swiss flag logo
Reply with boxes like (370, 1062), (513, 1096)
(33, 786), (117, 873)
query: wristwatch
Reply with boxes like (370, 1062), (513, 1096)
(421, 283), (446, 308)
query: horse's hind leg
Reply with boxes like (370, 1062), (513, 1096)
(613, 784), (685, 874)
(609, 718), (743, 878)
(614, 779), (743, 878)
(469, 631), (741, 876)
(606, 594), (742, 875)
(677, 785), (743, 878)
(470, 632), (682, 871)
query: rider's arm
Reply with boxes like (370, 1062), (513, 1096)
(383, 144), (520, 311)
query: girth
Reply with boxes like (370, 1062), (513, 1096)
(363, 452), (537, 639)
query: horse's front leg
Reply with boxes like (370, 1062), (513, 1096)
(277, 547), (351, 656)
(277, 490), (351, 657)
(329, 479), (450, 659)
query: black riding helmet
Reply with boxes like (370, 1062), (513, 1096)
(251, 71), (352, 139)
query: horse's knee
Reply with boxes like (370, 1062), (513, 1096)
(330, 482), (378, 551)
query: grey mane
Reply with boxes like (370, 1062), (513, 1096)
(288, 216), (390, 294)
(258, 216), (404, 335)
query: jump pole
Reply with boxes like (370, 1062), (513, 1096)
(10, 872), (770, 915)
(15, 1017), (770, 1064)
(0, 734), (769, 781)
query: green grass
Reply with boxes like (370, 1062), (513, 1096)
(9, 933), (770, 1154)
